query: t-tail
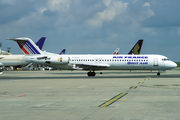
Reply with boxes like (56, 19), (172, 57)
(128, 39), (143, 54)
(59, 49), (66, 55)
(6, 37), (44, 55)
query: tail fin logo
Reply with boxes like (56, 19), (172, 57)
(132, 44), (140, 54)
(113, 52), (119, 55)
(17, 41), (41, 54)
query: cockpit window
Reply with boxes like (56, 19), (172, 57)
(162, 58), (169, 61)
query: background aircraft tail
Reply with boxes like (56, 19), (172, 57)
(128, 39), (143, 54)
(6, 37), (44, 55)
(59, 49), (66, 55)
(113, 48), (119, 55)
(36, 37), (46, 50)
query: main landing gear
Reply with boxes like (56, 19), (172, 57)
(157, 72), (160, 76)
(87, 71), (96, 76)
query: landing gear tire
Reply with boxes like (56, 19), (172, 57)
(87, 72), (96, 77)
(157, 72), (160, 76)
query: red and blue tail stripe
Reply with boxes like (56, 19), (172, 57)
(17, 41), (41, 54)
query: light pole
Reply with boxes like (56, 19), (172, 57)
(7, 46), (11, 53)
(0, 42), (2, 55)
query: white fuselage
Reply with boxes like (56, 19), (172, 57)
(23, 54), (177, 71)
(0, 55), (28, 67)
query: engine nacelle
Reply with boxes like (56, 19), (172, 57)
(45, 56), (69, 64)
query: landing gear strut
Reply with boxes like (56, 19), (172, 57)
(157, 72), (160, 76)
(87, 71), (96, 76)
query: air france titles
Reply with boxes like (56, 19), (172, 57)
(113, 56), (148, 65)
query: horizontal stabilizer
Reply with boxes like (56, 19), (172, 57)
(6, 38), (30, 42)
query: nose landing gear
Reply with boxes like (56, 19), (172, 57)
(157, 72), (160, 76)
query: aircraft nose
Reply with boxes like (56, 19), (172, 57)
(173, 62), (177, 68)
(165, 61), (177, 69)
(170, 62), (177, 68)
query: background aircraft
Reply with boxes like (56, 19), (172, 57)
(0, 50), (12, 55)
(113, 48), (119, 55)
(59, 49), (66, 55)
(0, 37), (46, 74)
(113, 39), (143, 55)
(128, 39), (143, 54)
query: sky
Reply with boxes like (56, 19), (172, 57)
(0, 0), (180, 61)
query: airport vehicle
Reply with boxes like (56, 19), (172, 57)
(7, 37), (177, 76)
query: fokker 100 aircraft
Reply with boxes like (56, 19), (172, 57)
(7, 37), (177, 76)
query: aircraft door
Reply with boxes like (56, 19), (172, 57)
(154, 58), (158, 66)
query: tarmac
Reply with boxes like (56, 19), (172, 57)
(0, 69), (180, 120)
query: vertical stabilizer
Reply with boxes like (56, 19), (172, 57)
(6, 37), (44, 55)
(113, 48), (119, 55)
(59, 49), (66, 55)
(36, 37), (46, 50)
(128, 39), (143, 54)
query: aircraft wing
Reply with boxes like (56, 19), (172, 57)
(74, 63), (110, 70)
(37, 56), (48, 60)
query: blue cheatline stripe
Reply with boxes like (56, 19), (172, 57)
(20, 41), (34, 54)
(25, 41), (36, 54)
(27, 41), (40, 54)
